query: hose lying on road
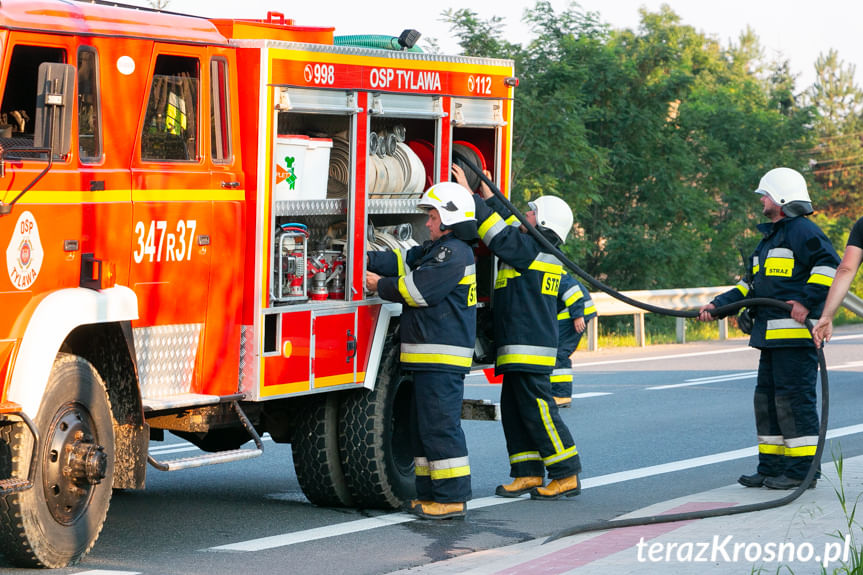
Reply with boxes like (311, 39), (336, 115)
(453, 155), (829, 544)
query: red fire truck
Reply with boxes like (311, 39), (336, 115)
(0, 0), (514, 567)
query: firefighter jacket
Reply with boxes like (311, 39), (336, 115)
(712, 215), (839, 349)
(368, 233), (477, 373)
(556, 272), (596, 362)
(474, 195), (563, 374)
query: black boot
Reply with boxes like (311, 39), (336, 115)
(763, 475), (817, 490)
(737, 472), (768, 487)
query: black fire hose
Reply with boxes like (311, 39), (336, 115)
(453, 154), (829, 543)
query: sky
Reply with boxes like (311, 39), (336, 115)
(137, 0), (859, 91)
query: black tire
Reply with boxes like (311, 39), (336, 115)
(338, 337), (415, 509)
(0, 353), (114, 568)
(291, 394), (353, 507)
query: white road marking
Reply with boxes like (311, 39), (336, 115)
(646, 358), (863, 391)
(587, 422), (863, 488)
(830, 360), (863, 370)
(571, 392), (612, 399)
(74, 571), (142, 575)
(208, 514), (416, 552)
(575, 345), (756, 367)
(206, 422), (863, 554)
(684, 371), (758, 383)
(647, 371), (757, 390)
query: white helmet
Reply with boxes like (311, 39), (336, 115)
(529, 196), (574, 243)
(418, 182), (476, 227)
(754, 167), (813, 216)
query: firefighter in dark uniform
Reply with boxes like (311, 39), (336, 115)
(470, 180), (582, 500)
(699, 167), (838, 490)
(460, 165), (597, 411)
(552, 273), (597, 408)
(366, 181), (478, 519)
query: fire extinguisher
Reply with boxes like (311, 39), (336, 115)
(278, 223), (309, 299)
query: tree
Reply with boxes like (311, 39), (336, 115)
(807, 49), (863, 223)
(443, 1), (812, 290)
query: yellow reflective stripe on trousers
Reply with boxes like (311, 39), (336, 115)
(537, 396), (579, 466)
(429, 456), (471, 480)
(509, 451), (542, 464)
(544, 445), (578, 466)
(537, 398), (564, 453)
(785, 445), (817, 457)
(757, 434), (785, 456)
(550, 374), (572, 383)
(785, 435), (818, 457)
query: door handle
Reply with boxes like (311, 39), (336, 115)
(346, 330), (357, 363)
(221, 181), (240, 188)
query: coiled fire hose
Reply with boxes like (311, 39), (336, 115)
(453, 154), (829, 543)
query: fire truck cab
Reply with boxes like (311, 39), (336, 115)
(0, 0), (514, 567)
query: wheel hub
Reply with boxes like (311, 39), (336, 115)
(43, 402), (106, 524)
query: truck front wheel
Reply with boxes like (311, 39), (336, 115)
(0, 353), (114, 568)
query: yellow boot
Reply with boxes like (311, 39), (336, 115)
(495, 476), (543, 498)
(530, 474), (580, 500)
(406, 499), (434, 511)
(410, 501), (466, 520)
(554, 396), (572, 408)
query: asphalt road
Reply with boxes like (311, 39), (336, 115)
(3, 327), (862, 574)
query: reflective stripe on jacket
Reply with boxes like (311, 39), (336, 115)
(369, 234), (477, 372)
(474, 195), (561, 373)
(712, 215), (839, 348)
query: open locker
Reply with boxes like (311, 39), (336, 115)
(270, 87), (357, 306)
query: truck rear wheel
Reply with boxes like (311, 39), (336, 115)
(292, 394), (353, 507)
(0, 353), (114, 568)
(338, 339), (415, 509)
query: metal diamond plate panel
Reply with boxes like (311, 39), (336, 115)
(134, 324), (202, 399)
(239, 324), (257, 397)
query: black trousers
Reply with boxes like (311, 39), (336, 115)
(500, 371), (581, 480)
(754, 347), (820, 480)
(410, 371), (471, 503)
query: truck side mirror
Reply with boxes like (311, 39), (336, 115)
(34, 62), (74, 157)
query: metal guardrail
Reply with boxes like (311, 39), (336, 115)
(584, 286), (863, 351)
(843, 292), (863, 317)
